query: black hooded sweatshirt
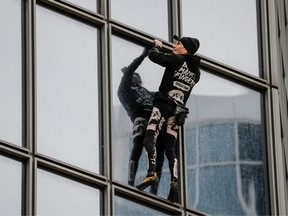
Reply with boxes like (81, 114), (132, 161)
(148, 45), (201, 105)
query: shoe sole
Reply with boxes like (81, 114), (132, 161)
(167, 184), (178, 202)
(136, 177), (159, 191)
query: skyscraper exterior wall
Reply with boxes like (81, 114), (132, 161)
(0, 0), (287, 215)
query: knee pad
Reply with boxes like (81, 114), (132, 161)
(165, 151), (178, 180)
(147, 107), (164, 131)
(133, 117), (148, 138)
(166, 116), (179, 138)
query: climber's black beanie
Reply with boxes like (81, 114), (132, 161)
(173, 35), (200, 54)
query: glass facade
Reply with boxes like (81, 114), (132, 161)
(115, 195), (172, 215)
(65, 0), (98, 13)
(0, 0), (23, 146)
(0, 0), (287, 215)
(185, 71), (266, 214)
(0, 155), (23, 215)
(110, 0), (169, 40)
(37, 168), (101, 215)
(36, 5), (100, 173)
(182, 0), (261, 77)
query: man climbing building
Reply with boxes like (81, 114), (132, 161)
(136, 36), (201, 202)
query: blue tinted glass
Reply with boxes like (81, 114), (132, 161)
(185, 128), (197, 165)
(240, 164), (267, 215)
(238, 122), (263, 161)
(199, 123), (235, 163)
(197, 166), (244, 215)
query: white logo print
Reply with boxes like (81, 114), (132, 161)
(173, 62), (196, 91)
(168, 89), (184, 104)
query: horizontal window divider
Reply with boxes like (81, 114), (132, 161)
(111, 22), (158, 45)
(0, 141), (30, 159)
(186, 209), (209, 216)
(38, 0), (105, 26)
(35, 154), (107, 188)
(110, 23), (172, 51)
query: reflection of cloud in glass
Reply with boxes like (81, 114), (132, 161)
(182, 0), (259, 76)
(36, 5), (99, 173)
(37, 169), (100, 215)
(0, 0), (22, 145)
(193, 71), (248, 97)
(65, 0), (97, 12)
(111, 0), (169, 40)
(0, 156), (22, 215)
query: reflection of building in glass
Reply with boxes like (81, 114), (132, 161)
(186, 122), (265, 215)
(185, 94), (266, 215)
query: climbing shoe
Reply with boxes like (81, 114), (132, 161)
(136, 172), (159, 191)
(167, 180), (178, 202)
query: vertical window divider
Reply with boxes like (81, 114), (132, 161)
(25, 0), (37, 215)
(102, 23), (112, 216)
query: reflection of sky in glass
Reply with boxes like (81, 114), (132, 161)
(182, 0), (260, 76)
(111, 0), (169, 40)
(37, 169), (100, 215)
(0, 156), (22, 215)
(65, 0), (98, 12)
(36, 5), (99, 173)
(0, 0), (22, 145)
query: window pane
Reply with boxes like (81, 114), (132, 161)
(36, 5), (100, 173)
(111, 0), (169, 40)
(115, 195), (171, 215)
(185, 70), (268, 215)
(0, 0), (23, 146)
(0, 155), (23, 215)
(182, 0), (261, 76)
(65, 0), (98, 13)
(37, 168), (101, 215)
(112, 35), (172, 198)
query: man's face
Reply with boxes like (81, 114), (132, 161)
(173, 41), (187, 55)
